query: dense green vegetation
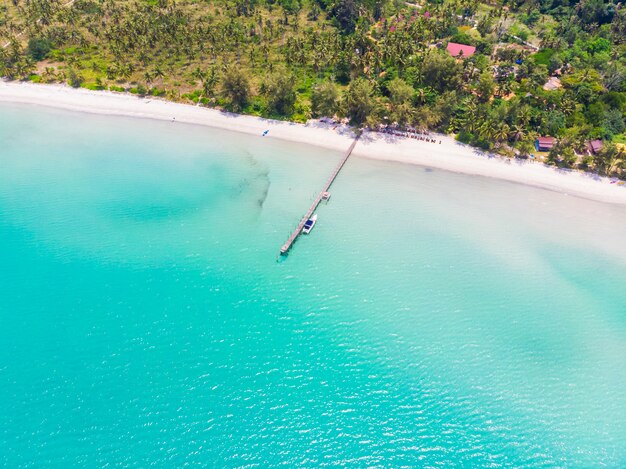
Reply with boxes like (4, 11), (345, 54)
(1, 0), (625, 178)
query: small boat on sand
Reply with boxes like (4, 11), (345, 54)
(302, 214), (317, 234)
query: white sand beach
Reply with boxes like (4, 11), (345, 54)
(2, 80), (626, 205)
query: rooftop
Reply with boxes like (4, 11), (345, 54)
(536, 136), (555, 151)
(537, 136), (555, 144)
(543, 76), (562, 91)
(446, 42), (476, 58)
(588, 139), (603, 153)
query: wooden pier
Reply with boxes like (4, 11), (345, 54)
(280, 133), (361, 256)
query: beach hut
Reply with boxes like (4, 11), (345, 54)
(446, 42), (476, 58)
(535, 136), (555, 152)
(588, 139), (603, 154)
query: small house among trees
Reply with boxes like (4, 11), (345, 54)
(543, 76), (562, 91)
(446, 42), (476, 58)
(588, 140), (603, 155)
(535, 137), (555, 152)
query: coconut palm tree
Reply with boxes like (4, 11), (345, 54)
(143, 70), (154, 85)
(479, 119), (497, 141)
(493, 122), (510, 145)
(416, 88), (428, 105)
(201, 67), (219, 99)
(153, 66), (165, 81)
(607, 146), (626, 176)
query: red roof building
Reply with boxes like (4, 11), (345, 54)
(588, 139), (603, 154)
(446, 42), (476, 58)
(535, 136), (555, 152)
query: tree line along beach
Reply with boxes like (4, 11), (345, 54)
(2, 80), (626, 205)
(1, 0), (625, 181)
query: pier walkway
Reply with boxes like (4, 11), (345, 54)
(280, 133), (361, 256)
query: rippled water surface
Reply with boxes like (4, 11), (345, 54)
(1, 103), (626, 467)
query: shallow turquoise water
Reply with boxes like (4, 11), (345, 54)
(1, 103), (626, 467)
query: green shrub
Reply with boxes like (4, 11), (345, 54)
(450, 32), (475, 46)
(67, 68), (84, 88)
(129, 84), (148, 95)
(532, 49), (555, 67)
(84, 82), (104, 90)
(456, 130), (474, 144)
(27, 38), (52, 61)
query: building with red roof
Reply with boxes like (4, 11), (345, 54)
(446, 42), (476, 58)
(535, 136), (555, 152)
(588, 139), (603, 154)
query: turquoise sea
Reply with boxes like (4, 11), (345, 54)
(1, 103), (626, 467)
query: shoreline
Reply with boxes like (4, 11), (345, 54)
(2, 80), (626, 205)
